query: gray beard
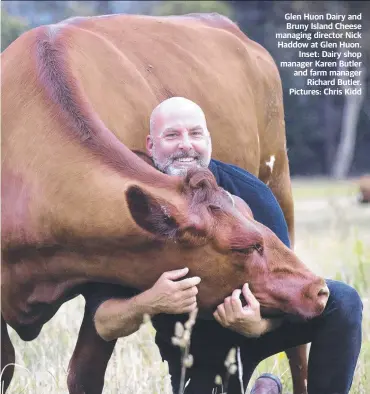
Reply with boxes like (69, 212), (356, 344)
(152, 149), (209, 176)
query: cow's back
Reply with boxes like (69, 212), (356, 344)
(50, 13), (283, 173)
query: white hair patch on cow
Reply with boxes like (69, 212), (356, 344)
(161, 205), (171, 218)
(266, 155), (276, 173)
(224, 190), (235, 207)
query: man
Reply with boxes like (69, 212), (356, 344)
(85, 97), (362, 394)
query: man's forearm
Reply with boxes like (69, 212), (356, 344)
(258, 318), (283, 336)
(94, 291), (156, 341)
(234, 318), (283, 338)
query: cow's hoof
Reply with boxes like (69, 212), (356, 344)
(250, 373), (282, 394)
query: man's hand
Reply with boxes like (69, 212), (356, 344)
(147, 267), (200, 314)
(213, 283), (282, 337)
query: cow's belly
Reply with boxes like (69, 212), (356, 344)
(1, 264), (81, 341)
(2, 291), (80, 341)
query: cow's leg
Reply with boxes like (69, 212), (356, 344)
(1, 315), (15, 393)
(262, 149), (295, 246)
(67, 307), (116, 394)
(285, 346), (308, 394)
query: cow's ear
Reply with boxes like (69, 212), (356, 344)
(126, 185), (180, 237)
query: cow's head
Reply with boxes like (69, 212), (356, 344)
(126, 168), (329, 320)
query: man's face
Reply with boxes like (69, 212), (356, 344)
(147, 106), (212, 176)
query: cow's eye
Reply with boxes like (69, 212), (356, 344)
(232, 243), (263, 255)
(231, 246), (255, 255)
(254, 243), (264, 254)
(208, 204), (222, 212)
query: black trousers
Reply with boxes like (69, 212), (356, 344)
(153, 280), (363, 394)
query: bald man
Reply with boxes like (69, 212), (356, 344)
(147, 96), (212, 176)
(81, 97), (362, 394)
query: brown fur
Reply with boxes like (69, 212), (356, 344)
(2, 13), (319, 392)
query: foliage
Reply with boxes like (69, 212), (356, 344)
(229, 1), (370, 176)
(152, 0), (233, 18)
(1, 8), (29, 51)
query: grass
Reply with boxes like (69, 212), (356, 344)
(5, 178), (370, 394)
(291, 177), (359, 200)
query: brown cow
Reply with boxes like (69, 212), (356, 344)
(1, 13), (328, 393)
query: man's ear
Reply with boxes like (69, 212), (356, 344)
(126, 185), (179, 237)
(146, 135), (154, 157)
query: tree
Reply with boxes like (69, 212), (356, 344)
(295, 1), (369, 178)
(331, 63), (367, 178)
(230, 1), (370, 176)
(95, 1), (113, 15)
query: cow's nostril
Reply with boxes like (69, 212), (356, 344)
(318, 285), (330, 299)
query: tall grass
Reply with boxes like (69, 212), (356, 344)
(5, 179), (370, 393)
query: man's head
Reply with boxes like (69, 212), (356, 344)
(147, 97), (212, 176)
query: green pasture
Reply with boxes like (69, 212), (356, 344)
(291, 177), (359, 200)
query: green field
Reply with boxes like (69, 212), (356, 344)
(6, 179), (370, 394)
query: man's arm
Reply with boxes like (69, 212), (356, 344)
(94, 292), (156, 341)
(91, 268), (200, 341)
(213, 283), (282, 337)
(209, 162), (290, 335)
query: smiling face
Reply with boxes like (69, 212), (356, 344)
(146, 97), (212, 176)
